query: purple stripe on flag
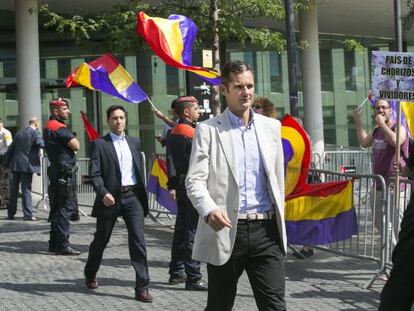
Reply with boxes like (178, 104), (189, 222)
(119, 83), (148, 104)
(147, 175), (177, 214)
(169, 14), (197, 65)
(286, 207), (358, 245)
(90, 66), (148, 104)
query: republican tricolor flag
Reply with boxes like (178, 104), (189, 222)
(136, 12), (221, 85)
(147, 156), (177, 214)
(281, 115), (357, 245)
(66, 54), (149, 104)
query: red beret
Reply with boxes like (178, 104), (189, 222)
(49, 98), (69, 108)
(171, 96), (198, 109)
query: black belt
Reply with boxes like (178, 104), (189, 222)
(120, 185), (137, 193)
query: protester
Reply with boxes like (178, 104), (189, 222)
(5, 117), (44, 221)
(353, 99), (408, 246)
(379, 157), (414, 310)
(252, 97), (278, 118)
(84, 105), (152, 303)
(165, 96), (208, 291)
(43, 98), (80, 255)
(186, 60), (287, 310)
(0, 119), (12, 208)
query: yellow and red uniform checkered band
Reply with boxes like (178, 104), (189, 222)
(49, 98), (68, 108)
(174, 96), (198, 104)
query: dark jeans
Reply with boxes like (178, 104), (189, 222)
(169, 185), (202, 282)
(206, 219), (286, 311)
(8, 171), (33, 219)
(84, 190), (150, 291)
(379, 196), (414, 310)
(48, 175), (76, 251)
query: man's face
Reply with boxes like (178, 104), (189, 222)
(186, 102), (200, 123)
(220, 71), (255, 116)
(374, 100), (391, 122)
(54, 105), (70, 120)
(107, 109), (126, 135)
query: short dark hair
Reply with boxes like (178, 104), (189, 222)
(221, 60), (254, 87)
(172, 96), (197, 117)
(106, 105), (126, 119)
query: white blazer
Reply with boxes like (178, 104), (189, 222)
(185, 109), (286, 266)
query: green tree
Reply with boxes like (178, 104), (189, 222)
(40, 0), (314, 113)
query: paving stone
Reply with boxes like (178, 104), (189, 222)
(0, 201), (381, 310)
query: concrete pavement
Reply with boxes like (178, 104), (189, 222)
(0, 202), (382, 310)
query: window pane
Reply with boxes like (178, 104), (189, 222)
(166, 66), (179, 95)
(320, 49), (333, 91)
(344, 50), (356, 91)
(269, 52), (283, 93)
(57, 59), (72, 99)
(3, 60), (16, 100)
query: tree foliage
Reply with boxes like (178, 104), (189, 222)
(40, 0), (313, 53)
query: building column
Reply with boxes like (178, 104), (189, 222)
(298, 3), (325, 158)
(15, 0), (42, 129)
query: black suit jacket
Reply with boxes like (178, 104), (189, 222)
(89, 133), (148, 218)
(4, 127), (44, 174)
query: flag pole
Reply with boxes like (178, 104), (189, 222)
(147, 98), (158, 111)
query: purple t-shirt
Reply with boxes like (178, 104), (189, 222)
(372, 121), (408, 189)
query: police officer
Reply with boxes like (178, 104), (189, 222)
(43, 98), (80, 255)
(166, 96), (207, 291)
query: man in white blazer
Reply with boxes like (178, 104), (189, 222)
(186, 60), (287, 311)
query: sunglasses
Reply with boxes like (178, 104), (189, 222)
(253, 105), (263, 109)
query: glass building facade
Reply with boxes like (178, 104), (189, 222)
(0, 9), (401, 161)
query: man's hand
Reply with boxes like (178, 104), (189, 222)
(103, 193), (116, 207)
(375, 113), (387, 128)
(353, 107), (362, 119)
(169, 189), (176, 201)
(394, 161), (413, 177)
(207, 209), (232, 232)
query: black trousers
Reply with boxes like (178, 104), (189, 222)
(84, 190), (150, 291)
(206, 219), (286, 311)
(169, 185), (201, 282)
(379, 196), (414, 311)
(48, 175), (76, 250)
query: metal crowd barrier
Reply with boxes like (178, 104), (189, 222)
(34, 153), (169, 222)
(309, 169), (387, 289)
(146, 154), (174, 225)
(320, 150), (372, 174)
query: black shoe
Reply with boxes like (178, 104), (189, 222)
(7, 215), (14, 220)
(168, 275), (187, 285)
(185, 280), (208, 291)
(55, 247), (80, 256)
(293, 248), (314, 259)
(48, 246), (55, 253)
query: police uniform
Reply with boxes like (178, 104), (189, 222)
(166, 117), (204, 288)
(43, 100), (78, 254)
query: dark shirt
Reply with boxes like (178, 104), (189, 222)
(165, 118), (196, 190)
(43, 116), (76, 168)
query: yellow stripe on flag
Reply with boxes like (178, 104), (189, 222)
(285, 181), (353, 221)
(108, 66), (134, 93)
(75, 63), (95, 90)
(151, 160), (169, 189)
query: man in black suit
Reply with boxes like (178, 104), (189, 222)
(84, 105), (152, 303)
(5, 117), (44, 220)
